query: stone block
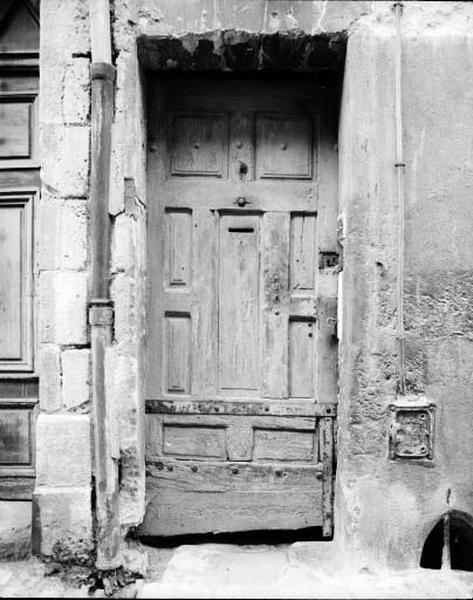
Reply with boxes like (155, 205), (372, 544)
(39, 47), (66, 124)
(32, 486), (93, 563)
(111, 213), (136, 275)
(39, 271), (88, 345)
(38, 194), (88, 271)
(36, 414), (91, 487)
(40, 0), (90, 57)
(38, 345), (62, 412)
(105, 346), (145, 526)
(111, 274), (138, 345)
(41, 124), (90, 197)
(62, 349), (91, 409)
(63, 58), (90, 124)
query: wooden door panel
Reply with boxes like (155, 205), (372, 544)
(289, 320), (316, 398)
(290, 213), (317, 292)
(0, 17), (39, 498)
(191, 209), (218, 397)
(170, 113), (228, 178)
(143, 411), (326, 536)
(145, 78), (337, 537)
(0, 101), (31, 159)
(261, 212), (290, 399)
(0, 398), (37, 500)
(0, 192), (34, 371)
(0, 408), (32, 464)
(219, 214), (260, 393)
(143, 459), (323, 536)
(256, 114), (314, 179)
(0, 206), (22, 360)
(164, 209), (192, 288)
(164, 315), (191, 395)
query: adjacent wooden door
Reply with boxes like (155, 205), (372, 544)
(144, 77), (338, 537)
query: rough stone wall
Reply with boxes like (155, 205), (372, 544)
(34, 0), (147, 560)
(135, 0), (372, 36)
(33, 0), (93, 562)
(109, 0), (148, 530)
(35, 0), (473, 569)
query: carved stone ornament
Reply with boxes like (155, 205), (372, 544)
(389, 400), (436, 460)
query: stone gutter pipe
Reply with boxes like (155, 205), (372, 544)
(88, 0), (121, 571)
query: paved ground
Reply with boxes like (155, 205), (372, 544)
(0, 558), (92, 598)
(0, 501), (31, 561)
(138, 542), (473, 599)
(2, 538), (473, 597)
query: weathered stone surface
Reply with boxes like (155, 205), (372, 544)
(36, 414), (91, 487)
(111, 275), (138, 345)
(136, 0), (372, 36)
(337, 6), (473, 569)
(40, 0), (90, 57)
(105, 346), (145, 526)
(63, 58), (91, 125)
(39, 271), (88, 345)
(38, 345), (62, 412)
(32, 486), (93, 563)
(38, 194), (88, 271)
(111, 214), (138, 275)
(31, 0), (473, 573)
(62, 349), (91, 410)
(41, 124), (90, 197)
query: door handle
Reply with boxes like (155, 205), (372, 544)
(234, 196), (250, 208)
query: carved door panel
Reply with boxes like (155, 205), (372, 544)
(144, 78), (338, 536)
(0, 66), (39, 498)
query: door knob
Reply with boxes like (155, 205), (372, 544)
(235, 196), (249, 207)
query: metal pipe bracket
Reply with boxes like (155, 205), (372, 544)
(89, 300), (114, 327)
(90, 62), (116, 82)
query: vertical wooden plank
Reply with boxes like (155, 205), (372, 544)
(321, 416), (334, 538)
(289, 320), (315, 398)
(164, 315), (191, 394)
(315, 95), (338, 407)
(145, 414), (163, 459)
(261, 212), (290, 398)
(0, 206), (22, 360)
(229, 112), (254, 182)
(146, 92), (167, 398)
(191, 209), (218, 397)
(290, 213), (316, 293)
(219, 214), (260, 392)
(315, 99), (338, 252)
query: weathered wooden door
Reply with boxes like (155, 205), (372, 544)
(0, 0), (40, 500)
(144, 77), (338, 537)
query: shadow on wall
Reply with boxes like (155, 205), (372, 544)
(421, 511), (473, 571)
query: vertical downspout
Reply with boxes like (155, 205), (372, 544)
(88, 0), (121, 570)
(394, 1), (406, 396)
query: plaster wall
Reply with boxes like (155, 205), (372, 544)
(338, 1), (473, 568)
(33, 0), (473, 569)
